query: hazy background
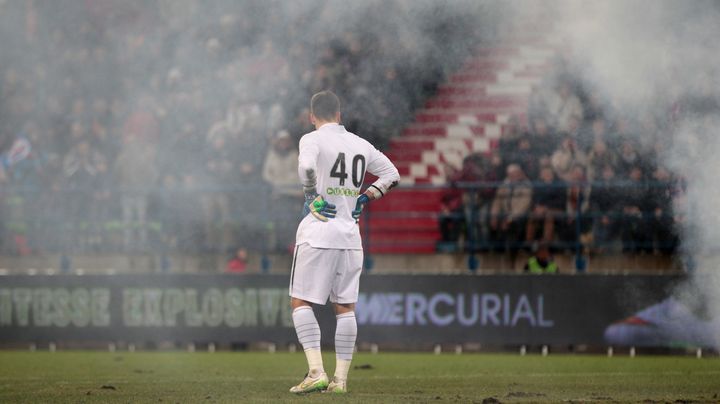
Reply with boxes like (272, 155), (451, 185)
(0, 0), (502, 255)
(551, 0), (720, 345)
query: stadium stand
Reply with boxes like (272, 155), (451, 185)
(366, 39), (558, 254)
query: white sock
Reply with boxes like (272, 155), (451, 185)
(334, 311), (357, 380)
(293, 306), (324, 374)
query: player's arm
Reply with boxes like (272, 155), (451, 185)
(352, 148), (400, 221)
(298, 136), (336, 221)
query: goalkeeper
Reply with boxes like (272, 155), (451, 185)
(289, 90), (399, 394)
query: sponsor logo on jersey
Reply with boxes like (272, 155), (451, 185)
(326, 187), (360, 197)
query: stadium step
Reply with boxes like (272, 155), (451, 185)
(368, 34), (557, 253)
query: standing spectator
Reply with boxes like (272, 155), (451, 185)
(114, 137), (158, 251)
(590, 165), (622, 252)
(616, 139), (642, 177)
(559, 165), (592, 250)
(505, 136), (540, 180)
(123, 95), (159, 142)
(551, 136), (587, 181)
(497, 115), (523, 158)
(586, 139), (617, 181)
(438, 153), (484, 246)
(619, 166), (650, 253)
(490, 164), (532, 252)
(202, 133), (235, 253)
(551, 81), (583, 134)
(525, 166), (566, 246)
(262, 129), (301, 251)
(647, 166), (679, 254)
(62, 140), (107, 249)
(226, 247), (248, 273)
(529, 117), (558, 160)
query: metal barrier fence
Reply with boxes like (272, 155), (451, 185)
(0, 180), (682, 260)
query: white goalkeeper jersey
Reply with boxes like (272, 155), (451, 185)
(296, 123), (400, 250)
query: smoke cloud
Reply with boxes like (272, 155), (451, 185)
(0, 0), (499, 256)
(553, 0), (720, 347)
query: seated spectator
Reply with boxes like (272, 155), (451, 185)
(559, 164), (592, 250)
(590, 165), (622, 252)
(226, 247), (248, 273)
(490, 164), (532, 252)
(524, 244), (559, 274)
(551, 136), (587, 181)
(526, 167), (566, 246)
(619, 166), (651, 253)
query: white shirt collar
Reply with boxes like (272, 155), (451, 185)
(318, 122), (341, 130)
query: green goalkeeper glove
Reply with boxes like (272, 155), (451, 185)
(303, 194), (337, 222)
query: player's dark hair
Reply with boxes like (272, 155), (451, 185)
(310, 90), (340, 121)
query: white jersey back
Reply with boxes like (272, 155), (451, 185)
(296, 123), (399, 250)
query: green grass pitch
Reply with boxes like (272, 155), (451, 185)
(1, 351), (719, 403)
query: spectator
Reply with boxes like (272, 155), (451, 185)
(590, 165), (622, 252)
(226, 247), (248, 273)
(505, 136), (540, 180)
(583, 88), (607, 123)
(438, 153), (484, 246)
(616, 139), (642, 176)
(490, 164), (532, 252)
(619, 166), (651, 253)
(551, 136), (587, 182)
(498, 115), (523, 158)
(524, 244), (559, 274)
(123, 95), (159, 141)
(262, 129), (301, 251)
(529, 117), (558, 159)
(647, 166), (679, 254)
(525, 166), (566, 246)
(586, 138), (617, 181)
(202, 132), (235, 253)
(114, 137), (158, 251)
(551, 81), (583, 134)
(560, 115), (583, 147)
(559, 164), (592, 250)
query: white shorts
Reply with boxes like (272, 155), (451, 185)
(289, 243), (363, 305)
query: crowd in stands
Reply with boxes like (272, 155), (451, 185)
(0, 1), (485, 256)
(440, 55), (684, 255)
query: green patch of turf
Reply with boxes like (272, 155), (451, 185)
(0, 351), (719, 403)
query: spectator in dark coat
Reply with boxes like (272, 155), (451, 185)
(590, 165), (622, 252)
(647, 166), (679, 254)
(490, 164), (532, 252)
(619, 166), (651, 253)
(525, 166), (566, 246)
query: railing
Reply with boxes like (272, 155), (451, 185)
(0, 181), (683, 267)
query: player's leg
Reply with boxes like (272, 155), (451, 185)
(327, 302), (356, 393)
(288, 244), (332, 393)
(327, 249), (363, 393)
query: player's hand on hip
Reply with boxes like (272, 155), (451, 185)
(352, 194), (370, 222)
(303, 194), (337, 222)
